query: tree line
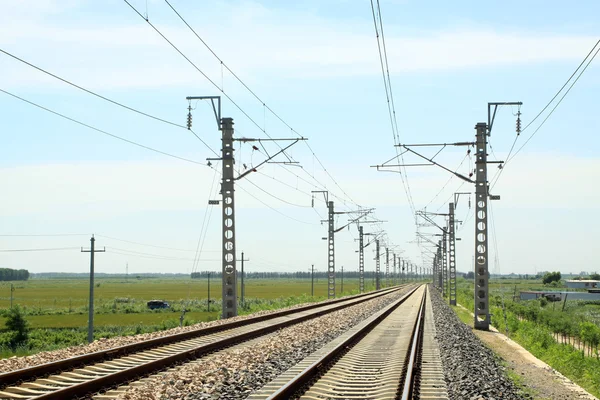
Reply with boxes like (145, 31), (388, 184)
(0, 268), (30, 281)
(191, 270), (422, 280)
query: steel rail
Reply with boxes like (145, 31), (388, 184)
(0, 286), (398, 390)
(0, 287), (405, 400)
(262, 285), (422, 400)
(400, 288), (427, 399)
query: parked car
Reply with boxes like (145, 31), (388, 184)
(543, 293), (562, 302)
(147, 300), (170, 310)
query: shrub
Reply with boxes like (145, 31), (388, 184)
(5, 306), (29, 349)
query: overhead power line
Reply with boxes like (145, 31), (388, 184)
(369, 0), (416, 215)
(490, 39), (600, 190)
(508, 41), (599, 160)
(0, 88), (205, 165)
(133, 0), (367, 214)
(0, 247), (80, 252)
(0, 233), (88, 237)
(0, 48), (217, 157)
(122, 1), (293, 156)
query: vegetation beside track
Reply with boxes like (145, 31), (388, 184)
(453, 278), (600, 398)
(0, 277), (392, 358)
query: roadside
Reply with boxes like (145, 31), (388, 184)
(454, 304), (598, 400)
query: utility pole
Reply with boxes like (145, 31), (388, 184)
(219, 117), (237, 319)
(81, 235), (105, 344)
(449, 202), (457, 305)
(375, 239), (381, 290)
(473, 122), (491, 330)
(358, 226), (364, 293)
(311, 264), (314, 296)
(126, 262), (128, 283)
(385, 248), (389, 287)
(10, 283), (14, 309)
(240, 252), (249, 308)
(341, 265), (344, 293)
(437, 242), (443, 289)
(443, 228), (448, 297)
(432, 253), (437, 287)
(393, 254), (397, 286)
(207, 271), (211, 312)
(401, 258), (405, 283)
(327, 199), (335, 298)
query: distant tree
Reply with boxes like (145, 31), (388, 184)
(0, 268), (29, 281)
(589, 273), (600, 281)
(464, 271), (475, 280)
(542, 271), (562, 285)
(5, 305), (29, 348)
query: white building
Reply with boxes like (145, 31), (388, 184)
(565, 280), (600, 289)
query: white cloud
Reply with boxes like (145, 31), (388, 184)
(0, 1), (596, 90)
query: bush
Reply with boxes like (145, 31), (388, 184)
(5, 306), (29, 349)
(542, 271), (561, 285)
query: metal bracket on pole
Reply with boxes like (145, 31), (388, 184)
(186, 96), (221, 130)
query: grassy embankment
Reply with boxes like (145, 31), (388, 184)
(451, 278), (600, 397)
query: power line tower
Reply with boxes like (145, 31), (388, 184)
(442, 227), (448, 297)
(472, 101), (521, 330)
(393, 253), (397, 286)
(448, 202), (457, 305)
(450, 191), (470, 306)
(187, 95), (304, 318)
(375, 239), (381, 290)
(401, 258), (405, 283)
(385, 247), (389, 287)
(313, 194), (371, 299)
(436, 242), (443, 289)
(355, 216), (378, 293)
(358, 226), (364, 293)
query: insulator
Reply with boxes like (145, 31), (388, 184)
(187, 112), (192, 130)
(516, 111), (522, 135)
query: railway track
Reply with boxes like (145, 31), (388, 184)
(249, 285), (448, 400)
(0, 286), (407, 400)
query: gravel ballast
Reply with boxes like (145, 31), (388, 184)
(116, 287), (412, 400)
(0, 296), (352, 374)
(429, 286), (526, 400)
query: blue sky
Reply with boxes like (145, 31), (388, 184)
(0, 0), (599, 277)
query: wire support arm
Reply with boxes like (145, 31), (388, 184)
(401, 146), (475, 183)
(235, 139), (302, 181)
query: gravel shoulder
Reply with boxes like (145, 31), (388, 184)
(429, 287), (525, 400)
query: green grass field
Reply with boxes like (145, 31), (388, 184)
(0, 276), (399, 357)
(0, 277), (379, 328)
